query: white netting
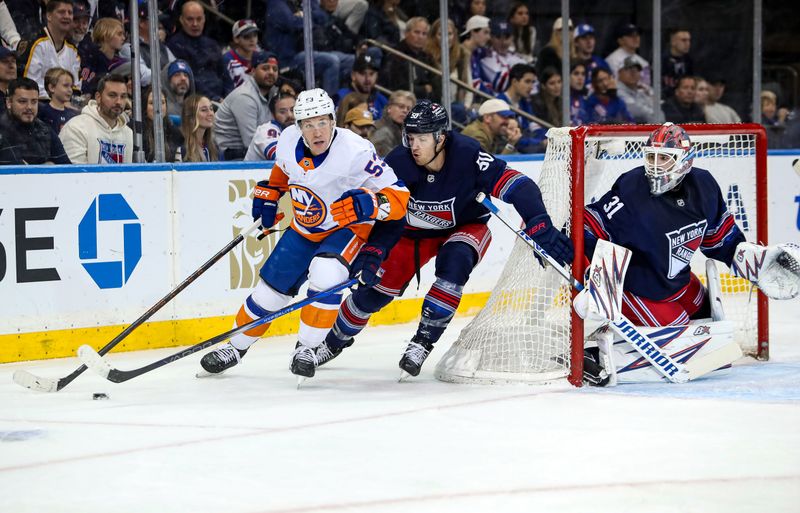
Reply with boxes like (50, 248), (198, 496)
(435, 126), (763, 385)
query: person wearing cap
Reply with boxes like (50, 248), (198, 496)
(167, 1), (225, 100)
(586, 67), (633, 125)
(223, 19), (261, 93)
(573, 23), (609, 90)
(480, 18), (525, 94)
(536, 16), (573, 78)
(380, 16), (436, 100)
(662, 28), (693, 99)
(460, 98), (521, 154)
(461, 14), (492, 103)
(214, 51), (278, 160)
(69, 0), (90, 47)
(343, 103), (375, 139)
(507, 2), (536, 64)
(78, 17), (126, 96)
(19, 0), (81, 99)
(605, 23), (650, 86)
(661, 75), (704, 124)
(703, 77), (741, 124)
(335, 54), (388, 123)
(369, 89), (415, 157)
(617, 55), (659, 123)
(161, 59), (195, 119)
(120, 5), (176, 89)
(0, 45), (16, 116)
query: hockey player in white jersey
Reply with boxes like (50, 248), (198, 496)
(200, 88), (410, 377)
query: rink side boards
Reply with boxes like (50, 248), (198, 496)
(0, 154), (797, 363)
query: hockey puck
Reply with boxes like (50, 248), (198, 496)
(92, 393), (109, 400)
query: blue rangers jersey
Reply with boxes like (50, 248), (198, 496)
(584, 166), (746, 301)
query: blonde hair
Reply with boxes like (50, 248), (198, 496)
(388, 89), (416, 106)
(181, 95), (219, 162)
(92, 17), (124, 46)
(426, 18), (467, 74)
(43, 67), (74, 97)
(547, 27), (576, 60)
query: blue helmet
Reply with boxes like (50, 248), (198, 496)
(643, 122), (695, 195)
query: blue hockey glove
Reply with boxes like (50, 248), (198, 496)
(331, 188), (382, 227)
(525, 216), (574, 267)
(252, 180), (280, 229)
(350, 244), (386, 286)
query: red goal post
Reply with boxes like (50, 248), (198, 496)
(435, 123), (768, 387)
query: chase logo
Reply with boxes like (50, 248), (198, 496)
(289, 185), (327, 229)
(78, 194), (142, 289)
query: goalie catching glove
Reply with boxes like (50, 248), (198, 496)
(524, 215), (574, 266)
(331, 188), (392, 227)
(731, 242), (800, 300)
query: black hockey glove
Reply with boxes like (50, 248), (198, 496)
(350, 244), (385, 287)
(252, 180), (280, 229)
(525, 216), (574, 267)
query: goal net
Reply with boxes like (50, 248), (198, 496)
(435, 124), (768, 386)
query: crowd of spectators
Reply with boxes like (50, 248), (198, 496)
(0, 0), (798, 166)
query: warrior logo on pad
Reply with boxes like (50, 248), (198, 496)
(290, 185), (327, 229)
(665, 220), (707, 278)
(407, 197), (456, 229)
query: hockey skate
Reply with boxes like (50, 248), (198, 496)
(199, 343), (247, 376)
(290, 343), (317, 380)
(399, 337), (434, 379)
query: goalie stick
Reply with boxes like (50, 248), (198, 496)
(13, 219), (272, 393)
(477, 192), (736, 384)
(77, 279), (357, 383)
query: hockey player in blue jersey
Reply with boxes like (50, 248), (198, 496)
(305, 100), (574, 379)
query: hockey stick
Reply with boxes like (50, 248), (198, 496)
(77, 279), (357, 383)
(476, 193), (689, 383)
(13, 219), (269, 392)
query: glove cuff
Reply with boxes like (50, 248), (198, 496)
(524, 214), (552, 235)
(360, 244), (386, 260)
(254, 183), (281, 203)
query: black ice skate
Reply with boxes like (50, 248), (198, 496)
(399, 337), (435, 378)
(200, 343), (247, 375)
(290, 344), (317, 379)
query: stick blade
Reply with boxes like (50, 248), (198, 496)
(77, 345), (112, 379)
(12, 370), (59, 393)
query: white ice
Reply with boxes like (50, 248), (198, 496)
(1, 302), (798, 513)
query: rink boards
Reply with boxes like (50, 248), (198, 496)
(0, 154), (798, 363)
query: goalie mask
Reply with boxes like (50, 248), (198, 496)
(643, 123), (695, 195)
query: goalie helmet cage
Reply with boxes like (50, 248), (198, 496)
(435, 123), (768, 387)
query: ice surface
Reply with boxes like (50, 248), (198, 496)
(1, 302), (798, 513)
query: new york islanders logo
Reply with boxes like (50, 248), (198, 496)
(665, 220), (707, 278)
(98, 140), (126, 163)
(407, 197), (456, 229)
(289, 185), (327, 229)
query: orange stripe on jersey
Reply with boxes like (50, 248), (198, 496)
(300, 304), (340, 329)
(298, 157), (316, 172)
(268, 163), (290, 193)
(291, 223), (372, 243)
(235, 305), (271, 337)
(379, 186), (410, 221)
(341, 234), (365, 263)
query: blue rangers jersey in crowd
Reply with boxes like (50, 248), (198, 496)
(368, 132), (549, 248)
(583, 166), (746, 301)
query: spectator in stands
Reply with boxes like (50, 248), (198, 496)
(369, 88), (414, 156)
(702, 77), (741, 124)
(537, 17), (573, 77)
(531, 66), (563, 127)
(277, 70), (303, 97)
(0, 45), (16, 116)
(461, 98), (520, 154)
(140, 85), (183, 162)
(245, 90), (295, 161)
(662, 28), (693, 99)
(586, 67), (633, 124)
(331, 0), (368, 35)
(20, 0), (81, 98)
(760, 90), (788, 127)
(214, 51), (278, 161)
(59, 74), (132, 163)
(312, 0), (361, 90)
(467, 0), (487, 18)
(167, 1), (226, 101)
(38, 67), (78, 133)
(661, 75), (704, 123)
(343, 104), (375, 139)
(79, 17), (127, 95)
(573, 23), (609, 91)
(5, 0), (46, 44)
(507, 2), (536, 64)
(0, 0), (21, 50)
(223, 19), (261, 93)
(180, 94), (218, 162)
(69, 0), (90, 47)
(335, 54), (387, 123)
(460, 15), (491, 106)
(497, 62), (541, 153)
(360, 0), (406, 46)
(568, 61), (589, 126)
(481, 18), (526, 94)
(0, 78), (70, 165)
(121, 6), (176, 89)
(426, 18), (470, 122)
(616, 56), (659, 123)
(380, 16), (436, 100)
(605, 23), (650, 86)
(162, 59), (195, 121)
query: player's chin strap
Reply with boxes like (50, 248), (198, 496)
(731, 242), (800, 300)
